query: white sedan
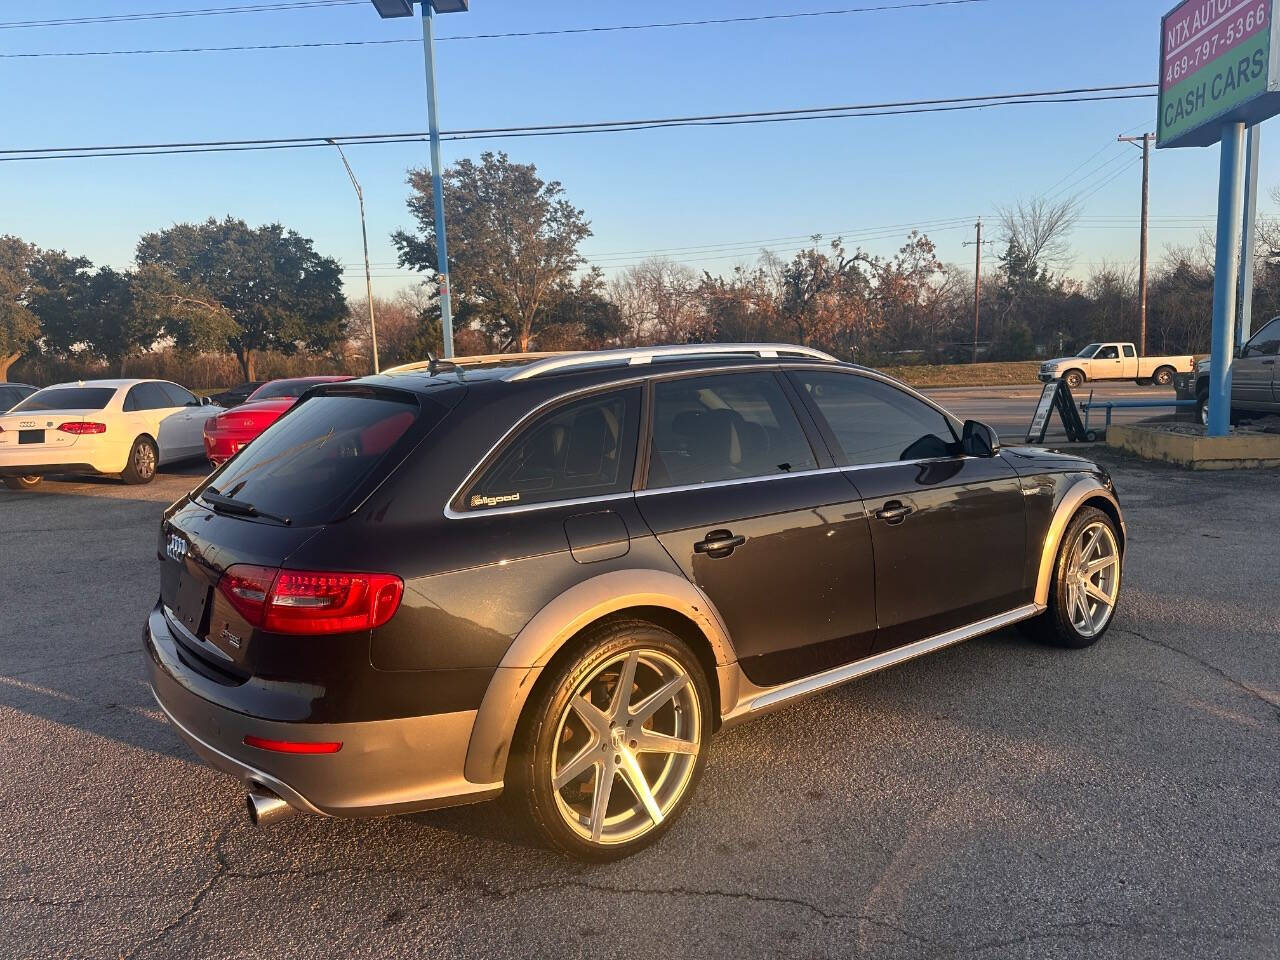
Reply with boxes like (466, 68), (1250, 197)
(0, 379), (223, 489)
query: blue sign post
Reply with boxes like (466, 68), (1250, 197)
(371, 0), (469, 359)
(1157, 0), (1280, 436)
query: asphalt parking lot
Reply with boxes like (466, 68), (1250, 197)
(2, 442), (1279, 959)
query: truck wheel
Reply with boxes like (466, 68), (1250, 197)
(1153, 366), (1175, 387)
(1197, 395), (1209, 426)
(1063, 370), (1085, 389)
(2, 476), (42, 490)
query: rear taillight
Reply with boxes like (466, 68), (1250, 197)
(217, 565), (404, 635)
(57, 422), (107, 435)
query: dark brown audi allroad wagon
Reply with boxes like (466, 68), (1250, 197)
(146, 344), (1125, 860)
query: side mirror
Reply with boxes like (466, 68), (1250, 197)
(199, 396), (213, 406)
(962, 420), (1000, 458)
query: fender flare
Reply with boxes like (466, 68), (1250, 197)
(1034, 477), (1125, 607)
(463, 569), (737, 785)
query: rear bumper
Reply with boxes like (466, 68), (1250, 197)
(145, 604), (503, 817)
(0, 437), (128, 476)
(0, 461), (102, 477)
(202, 431), (253, 465)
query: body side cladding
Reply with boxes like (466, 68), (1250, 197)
(463, 568), (737, 785)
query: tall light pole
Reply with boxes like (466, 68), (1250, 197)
(371, 0), (467, 358)
(327, 139), (379, 374)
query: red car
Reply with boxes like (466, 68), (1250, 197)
(203, 376), (352, 467)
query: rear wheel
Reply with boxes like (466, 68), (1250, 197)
(1153, 366), (1175, 387)
(121, 436), (158, 485)
(1023, 506), (1122, 649)
(2, 475), (42, 490)
(509, 619), (711, 861)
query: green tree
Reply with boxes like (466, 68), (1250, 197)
(0, 236), (42, 382)
(392, 152), (593, 352)
(136, 217), (347, 380)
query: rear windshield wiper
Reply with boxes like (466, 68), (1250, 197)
(201, 486), (292, 526)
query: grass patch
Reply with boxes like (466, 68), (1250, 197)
(877, 360), (1041, 388)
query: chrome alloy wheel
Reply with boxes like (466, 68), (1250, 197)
(135, 441), (157, 480)
(1065, 521), (1120, 638)
(549, 649), (701, 846)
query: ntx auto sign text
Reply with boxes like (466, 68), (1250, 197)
(1158, 0), (1278, 148)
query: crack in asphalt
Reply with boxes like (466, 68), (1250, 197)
(1115, 627), (1280, 713)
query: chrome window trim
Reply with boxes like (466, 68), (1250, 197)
(442, 360), (979, 520)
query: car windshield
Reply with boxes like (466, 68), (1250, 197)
(10, 387), (116, 412)
(1075, 344), (1101, 358)
(205, 391), (422, 525)
(248, 379), (335, 402)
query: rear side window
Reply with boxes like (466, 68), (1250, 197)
(209, 392), (421, 525)
(790, 371), (957, 466)
(647, 372), (817, 488)
(159, 382), (198, 407)
(466, 387), (640, 510)
(12, 387), (116, 412)
(1123, 345), (1136, 358)
(123, 383), (174, 412)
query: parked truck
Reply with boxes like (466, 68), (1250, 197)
(1038, 342), (1196, 389)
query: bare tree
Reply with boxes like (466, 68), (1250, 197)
(607, 257), (705, 344)
(998, 196), (1080, 271)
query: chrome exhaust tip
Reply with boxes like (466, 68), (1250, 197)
(246, 786), (295, 827)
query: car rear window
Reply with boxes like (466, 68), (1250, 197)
(249, 379), (328, 401)
(205, 390), (422, 525)
(11, 387), (116, 412)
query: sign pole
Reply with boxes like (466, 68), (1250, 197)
(420, 2), (455, 358)
(1208, 122), (1247, 437)
(1238, 124), (1261, 345)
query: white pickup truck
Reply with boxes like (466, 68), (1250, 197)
(1038, 342), (1196, 389)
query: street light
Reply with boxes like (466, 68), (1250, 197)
(371, 0), (468, 358)
(326, 139), (378, 374)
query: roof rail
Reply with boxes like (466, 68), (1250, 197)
(504, 343), (838, 381)
(382, 352), (566, 375)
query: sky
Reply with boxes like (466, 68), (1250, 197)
(0, 0), (1263, 300)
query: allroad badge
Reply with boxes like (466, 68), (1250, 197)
(166, 533), (188, 563)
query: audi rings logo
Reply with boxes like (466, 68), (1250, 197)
(166, 533), (189, 563)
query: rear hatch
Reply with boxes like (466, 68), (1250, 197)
(159, 382), (456, 679)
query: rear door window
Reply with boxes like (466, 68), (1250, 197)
(208, 390), (423, 525)
(12, 387), (116, 412)
(465, 387), (641, 510)
(124, 383), (174, 412)
(789, 371), (958, 465)
(647, 372), (818, 488)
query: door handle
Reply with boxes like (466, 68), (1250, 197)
(874, 501), (914, 524)
(1263, 359), (1276, 365)
(693, 529), (746, 557)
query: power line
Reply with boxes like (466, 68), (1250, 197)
(0, 0), (988, 44)
(0, 85), (1159, 163)
(0, 1), (360, 30)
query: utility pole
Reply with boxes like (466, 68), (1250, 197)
(327, 140), (379, 374)
(961, 219), (994, 363)
(1118, 133), (1153, 355)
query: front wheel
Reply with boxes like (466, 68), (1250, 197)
(1063, 370), (1085, 389)
(509, 619), (711, 861)
(1023, 506), (1122, 649)
(2, 475), (42, 490)
(121, 437), (158, 485)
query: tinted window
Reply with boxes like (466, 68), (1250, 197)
(1123, 345), (1136, 358)
(159, 382), (198, 407)
(12, 387), (116, 412)
(0, 386), (26, 411)
(647, 372), (817, 488)
(124, 383), (173, 412)
(1096, 345), (1119, 359)
(250, 379), (330, 401)
(1243, 317), (1280, 357)
(790, 371), (958, 466)
(467, 388), (640, 510)
(209, 392), (421, 525)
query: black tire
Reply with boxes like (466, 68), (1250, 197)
(1153, 366), (1175, 387)
(1197, 394), (1209, 426)
(1136, 377), (1153, 386)
(2, 475), (42, 490)
(1022, 506), (1122, 649)
(508, 618), (712, 861)
(121, 436), (158, 485)
(1063, 369), (1085, 390)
